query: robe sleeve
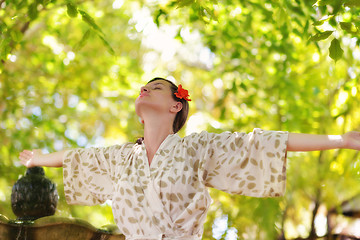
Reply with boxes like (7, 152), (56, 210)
(63, 144), (131, 205)
(193, 128), (288, 197)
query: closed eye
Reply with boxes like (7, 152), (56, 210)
(150, 82), (165, 90)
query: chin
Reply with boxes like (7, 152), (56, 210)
(135, 99), (150, 117)
(135, 101), (141, 118)
(135, 98), (168, 117)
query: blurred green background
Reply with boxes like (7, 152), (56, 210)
(1, 0), (360, 239)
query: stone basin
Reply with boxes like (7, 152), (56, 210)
(0, 214), (125, 240)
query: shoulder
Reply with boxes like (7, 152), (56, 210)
(182, 131), (233, 144)
(93, 142), (135, 151)
(115, 142), (137, 153)
(87, 142), (136, 157)
(117, 142), (136, 149)
(183, 130), (234, 139)
(182, 131), (208, 142)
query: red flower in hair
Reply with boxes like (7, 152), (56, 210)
(174, 84), (191, 101)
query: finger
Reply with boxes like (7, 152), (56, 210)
(19, 152), (32, 159)
(23, 150), (33, 155)
(20, 150), (33, 158)
(20, 158), (27, 165)
(26, 151), (33, 158)
(19, 153), (27, 160)
(19, 155), (31, 163)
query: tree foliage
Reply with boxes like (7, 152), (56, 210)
(1, 0), (359, 239)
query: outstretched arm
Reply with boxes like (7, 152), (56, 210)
(19, 149), (66, 168)
(287, 131), (360, 152)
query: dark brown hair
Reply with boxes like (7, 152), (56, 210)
(136, 77), (190, 144)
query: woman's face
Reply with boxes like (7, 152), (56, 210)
(135, 80), (179, 119)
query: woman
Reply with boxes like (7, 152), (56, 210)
(19, 77), (360, 240)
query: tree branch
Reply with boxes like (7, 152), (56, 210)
(309, 189), (321, 240)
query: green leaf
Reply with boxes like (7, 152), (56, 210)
(329, 38), (343, 62)
(340, 22), (358, 33)
(220, 107), (226, 120)
(74, 29), (91, 51)
(303, 20), (310, 35)
(28, 3), (38, 20)
(0, 38), (11, 61)
(42, 0), (52, 6)
(98, 34), (115, 56)
(10, 29), (23, 42)
(344, 0), (360, 7)
(175, 28), (184, 43)
(313, 15), (333, 26)
(0, 22), (8, 34)
(332, 1), (342, 14)
(309, 31), (333, 41)
(16, 0), (29, 10)
(66, 3), (78, 18)
(239, 82), (247, 91)
(199, 5), (217, 22)
(176, 0), (195, 8)
(154, 9), (167, 27)
(231, 80), (238, 95)
(293, 29), (302, 37)
(274, 7), (288, 27)
(316, 0), (336, 6)
(78, 10), (104, 36)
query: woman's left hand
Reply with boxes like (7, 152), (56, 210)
(342, 131), (360, 150)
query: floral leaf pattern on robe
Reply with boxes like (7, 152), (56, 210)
(63, 128), (288, 239)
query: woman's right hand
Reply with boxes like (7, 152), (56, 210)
(19, 149), (43, 168)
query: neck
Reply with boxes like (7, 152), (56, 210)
(142, 114), (175, 164)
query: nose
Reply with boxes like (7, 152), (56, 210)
(140, 86), (149, 93)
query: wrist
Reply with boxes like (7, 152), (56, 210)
(333, 135), (345, 149)
(340, 134), (350, 149)
(33, 154), (46, 167)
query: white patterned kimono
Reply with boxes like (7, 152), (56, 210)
(63, 128), (288, 240)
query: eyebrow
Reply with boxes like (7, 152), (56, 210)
(147, 82), (165, 87)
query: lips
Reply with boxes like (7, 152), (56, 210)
(139, 92), (149, 97)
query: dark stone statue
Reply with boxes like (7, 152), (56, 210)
(11, 167), (58, 221)
(0, 167), (124, 239)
